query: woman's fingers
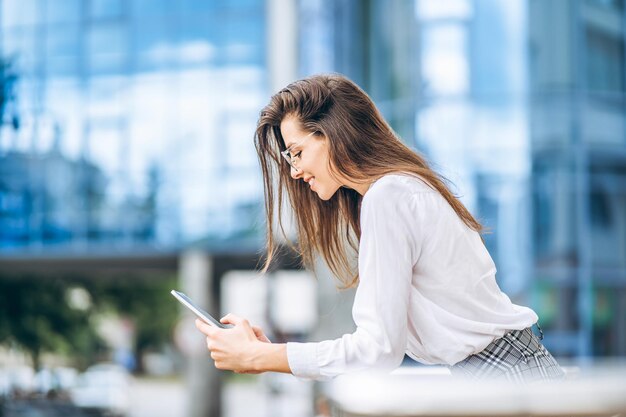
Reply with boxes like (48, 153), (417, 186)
(220, 313), (251, 329)
(195, 314), (262, 373)
(195, 318), (217, 336)
(252, 326), (271, 343)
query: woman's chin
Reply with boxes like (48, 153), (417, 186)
(315, 187), (340, 201)
(313, 190), (326, 200)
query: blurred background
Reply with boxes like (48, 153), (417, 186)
(0, 0), (624, 416)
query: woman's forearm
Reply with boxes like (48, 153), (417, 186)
(252, 342), (292, 374)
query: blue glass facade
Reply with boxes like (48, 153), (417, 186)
(299, 0), (626, 358)
(1, 0), (625, 361)
(0, 0), (267, 251)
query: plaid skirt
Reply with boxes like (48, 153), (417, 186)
(449, 327), (565, 383)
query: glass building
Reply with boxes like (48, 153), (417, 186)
(1, 0), (624, 363)
(299, 0), (626, 359)
(0, 0), (267, 252)
(529, 0), (626, 358)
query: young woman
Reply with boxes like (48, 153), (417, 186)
(195, 73), (564, 382)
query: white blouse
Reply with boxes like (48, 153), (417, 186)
(286, 173), (538, 380)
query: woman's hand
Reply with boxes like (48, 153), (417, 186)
(194, 314), (269, 373)
(250, 323), (271, 344)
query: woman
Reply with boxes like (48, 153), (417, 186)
(195, 73), (564, 382)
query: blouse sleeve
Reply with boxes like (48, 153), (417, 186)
(286, 182), (423, 380)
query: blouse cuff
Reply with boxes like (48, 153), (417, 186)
(286, 342), (322, 380)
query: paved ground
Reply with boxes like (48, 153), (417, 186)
(1, 375), (313, 417)
(129, 375), (313, 417)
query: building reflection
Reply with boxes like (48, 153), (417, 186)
(299, 0), (626, 359)
(0, 0), (267, 251)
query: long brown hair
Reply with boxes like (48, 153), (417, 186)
(255, 74), (482, 288)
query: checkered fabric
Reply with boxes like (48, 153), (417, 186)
(449, 327), (565, 383)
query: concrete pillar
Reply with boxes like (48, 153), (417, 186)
(267, 0), (299, 94)
(267, 0), (300, 245)
(180, 249), (221, 417)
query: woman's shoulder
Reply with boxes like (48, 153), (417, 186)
(365, 172), (436, 201)
(360, 172), (442, 225)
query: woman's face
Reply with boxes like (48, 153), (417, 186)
(280, 115), (343, 200)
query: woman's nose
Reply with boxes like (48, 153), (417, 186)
(290, 165), (302, 179)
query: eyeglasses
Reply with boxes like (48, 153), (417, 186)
(280, 131), (315, 171)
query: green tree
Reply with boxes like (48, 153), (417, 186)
(0, 275), (103, 370)
(0, 272), (179, 372)
(84, 273), (179, 372)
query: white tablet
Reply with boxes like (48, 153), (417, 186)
(171, 290), (231, 329)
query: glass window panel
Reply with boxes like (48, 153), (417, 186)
(177, 69), (214, 171)
(46, 26), (80, 56)
(14, 79), (37, 111)
(124, 168), (153, 204)
(44, 79), (85, 159)
(127, 129), (162, 184)
(586, 0), (624, 11)
(223, 42), (262, 65)
(416, 101), (475, 200)
(1, 0), (42, 28)
(227, 16), (265, 43)
(87, 23), (127, 73)
(88, 53), (126, 74)
(180, 0), (218, 15)
(128, 75), (175, 174)
(180, 16), (216, 43)
(2, 29), (41, 73)
(45, 0), (81, 25)
(88, 22), (125, 54)
(6, 81), (36, 152)
(586, 28), (625, 92)
(131, 0), (179, 16)
(130, 73), (176, 129)
(416, 0), (472, 20)
(179, 39), (217, 67)
(178, 17), (218, 67)
(224, 17), (264, 65)
(87, 76), (128, 119)
(197, 0), (263, 14)
(421, 24), (469, 96)
(30, 111), (58, 153)
(129, 73), (179, 218)
(45, 26), (80, 76)
(133, 19), (177, 71)
(225, 116), (259, 169)
(177, 173), (214, 240)
(179, 12), (265, 66)
(0, 0), (269, 250)
(46, 55), (79, 76)
(90, 0), (123, 20)
(87, 123), (126, 174)
(216, 68), (265, 238)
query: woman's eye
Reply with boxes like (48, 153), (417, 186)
(294, 151), (302, 159)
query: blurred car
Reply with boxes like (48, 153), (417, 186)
(34, 367), (55, 394)
(69, 363), (132, 417)
(0, 369), (9, 397)
(7, 365), (36, 394)
(53, 366), (79, 391)
(33, 366), (79, 397)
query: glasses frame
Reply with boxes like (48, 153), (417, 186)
(280, 131), (316, 171)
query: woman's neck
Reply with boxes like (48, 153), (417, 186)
(341, 178), (377, 196)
